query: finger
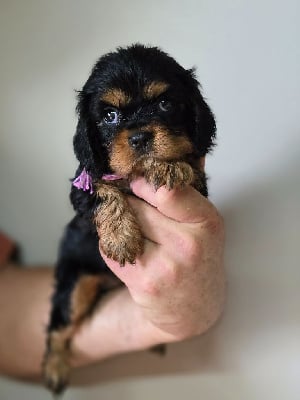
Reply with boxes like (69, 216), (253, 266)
(127, 195), (177, 245)
(130, 177), (217, 223)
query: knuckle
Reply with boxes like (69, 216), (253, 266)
(142, 261), (180, 295)
(175, 231), (201, 262)
(142, 277), (160, 297)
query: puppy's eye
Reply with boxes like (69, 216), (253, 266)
(158, 99), (173, 112)
(103, 109), (120, 125)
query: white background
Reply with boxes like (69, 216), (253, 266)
(0, 1), (299, 399)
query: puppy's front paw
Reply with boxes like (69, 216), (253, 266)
(98, 217), (144, 266)
(95, 185), (144, 266)
(145, 161), (194, 190)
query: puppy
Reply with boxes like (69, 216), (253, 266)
(43, 44), (216, 395)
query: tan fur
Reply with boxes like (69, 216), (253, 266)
(71, 275), (103, 322)
(109, 129), (136, 176)
(101, 88), (131, 108)
(151, 124), (193, 159)
(133, 157), (195, 190)
(43, 328), (73, 392)
(143, 81), (169, 99)
(95, 184), (144, 265)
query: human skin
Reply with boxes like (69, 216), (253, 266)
(0, 178), (225, 379)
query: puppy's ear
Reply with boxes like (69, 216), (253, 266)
(73, 92), (105, 178)
(73, 117), (93, 168)
(185, 69), (216, 157)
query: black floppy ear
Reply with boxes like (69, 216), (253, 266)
(193, 93), (216, 156)
(185, 69), (217, 157)
(73, 92), (105, 178)
(73, 117), (93, 168)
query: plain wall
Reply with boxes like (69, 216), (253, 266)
(0, 0), (299, 399)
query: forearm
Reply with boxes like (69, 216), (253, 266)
(0, 265), (172, 380)
(0, 241), (225, 381)
(0, 264), (52, 379)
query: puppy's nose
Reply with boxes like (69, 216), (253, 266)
(128, 131), (153, 150)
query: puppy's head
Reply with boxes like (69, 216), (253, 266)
(74, 44), (216, 179)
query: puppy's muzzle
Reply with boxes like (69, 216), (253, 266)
(128, 130), (153, 152)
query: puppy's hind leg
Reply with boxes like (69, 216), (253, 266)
(43, 262), (118, 395)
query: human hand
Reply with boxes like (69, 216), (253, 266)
(100, 178), (226, 343)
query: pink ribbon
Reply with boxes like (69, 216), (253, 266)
(72, 168), (94, 194)
(73, 170), (123, 194)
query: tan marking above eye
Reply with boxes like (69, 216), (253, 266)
(143, 81), (169, 100)
(101, 88), (131, 108)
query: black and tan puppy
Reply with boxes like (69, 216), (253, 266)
(43, 44), (216, 395)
